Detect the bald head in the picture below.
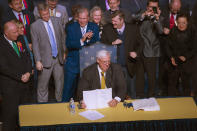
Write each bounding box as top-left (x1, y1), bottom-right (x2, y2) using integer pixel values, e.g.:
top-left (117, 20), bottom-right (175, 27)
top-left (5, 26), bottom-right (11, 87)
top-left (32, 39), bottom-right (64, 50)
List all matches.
top-left (170, 0), bottom-right (181, 14)
top-left (4, 21), bottom-right (19, 41)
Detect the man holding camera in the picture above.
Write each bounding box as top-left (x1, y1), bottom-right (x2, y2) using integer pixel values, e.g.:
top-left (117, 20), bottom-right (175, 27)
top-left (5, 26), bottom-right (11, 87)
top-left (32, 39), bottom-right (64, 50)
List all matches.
top-left (133, 0), bottom-right (164, 98)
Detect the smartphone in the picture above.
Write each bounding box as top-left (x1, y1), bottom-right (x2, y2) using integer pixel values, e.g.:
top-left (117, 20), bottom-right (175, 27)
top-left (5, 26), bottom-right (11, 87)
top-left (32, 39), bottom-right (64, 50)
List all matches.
top-left (152, 7), bottom-right (157, 14)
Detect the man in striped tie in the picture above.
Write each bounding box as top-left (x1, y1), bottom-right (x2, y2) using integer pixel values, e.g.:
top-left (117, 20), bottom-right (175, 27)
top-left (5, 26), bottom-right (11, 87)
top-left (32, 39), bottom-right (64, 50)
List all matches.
top-left (77, 50), bottom-right (127, 109)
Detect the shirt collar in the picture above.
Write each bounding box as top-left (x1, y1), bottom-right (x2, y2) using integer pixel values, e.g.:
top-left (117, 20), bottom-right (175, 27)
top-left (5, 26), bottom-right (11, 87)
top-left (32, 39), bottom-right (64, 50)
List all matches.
top-left (13, 10), bottom-right (22, 17)
top-left (97, 64), bottom-right (106, 75)
top-left (43, 18), bottom-right (52, 24)
top-left (80, 24), bottom-right (88, 30)
top-left (117, 23), bottom-right (125, 33)
top-left (4, 35), bottom-right (14, 46)
top-left (4, 35), bottom-right (12, 43)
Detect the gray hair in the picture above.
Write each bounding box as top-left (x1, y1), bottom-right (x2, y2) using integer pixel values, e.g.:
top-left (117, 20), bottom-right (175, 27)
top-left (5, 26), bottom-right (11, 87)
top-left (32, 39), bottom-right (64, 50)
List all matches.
top-left (77, 7), bottom-right (89, 16)
top-left (96, 50), bottom-right (111, 59)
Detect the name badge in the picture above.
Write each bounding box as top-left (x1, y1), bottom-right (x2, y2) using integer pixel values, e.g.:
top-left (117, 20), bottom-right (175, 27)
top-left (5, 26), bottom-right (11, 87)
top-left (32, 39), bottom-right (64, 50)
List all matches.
top-left (56, 12), bottom-right (61, 17)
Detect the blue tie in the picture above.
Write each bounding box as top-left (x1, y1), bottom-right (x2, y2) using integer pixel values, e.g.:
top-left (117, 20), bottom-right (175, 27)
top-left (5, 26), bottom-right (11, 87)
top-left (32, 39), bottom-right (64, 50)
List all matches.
top-left (47, 22), bottom-right (58, 57)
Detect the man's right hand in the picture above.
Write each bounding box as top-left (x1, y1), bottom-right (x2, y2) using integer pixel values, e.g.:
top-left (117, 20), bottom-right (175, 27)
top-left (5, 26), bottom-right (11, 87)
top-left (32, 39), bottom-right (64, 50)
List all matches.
top-left (171, 57), bottom-right (177, 66)
top-left (80, 100), bottom-right (86, 109)
top-left (36, 61), bottom-right (43, 71)
top-left (112, 39), bottom-right (122, 45)
top-left (163, 28), bottom-right (170, 35)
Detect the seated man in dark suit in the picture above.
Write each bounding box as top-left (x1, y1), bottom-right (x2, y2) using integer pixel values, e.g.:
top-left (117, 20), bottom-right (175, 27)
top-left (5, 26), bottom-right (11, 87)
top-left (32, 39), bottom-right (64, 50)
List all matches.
top-left (78, 50), bottom-right (127, 108)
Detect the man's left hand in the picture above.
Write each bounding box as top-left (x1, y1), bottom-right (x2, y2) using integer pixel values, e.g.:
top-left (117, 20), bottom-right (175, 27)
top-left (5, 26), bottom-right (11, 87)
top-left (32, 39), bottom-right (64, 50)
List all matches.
top-left (21, 72), bottom-right (30, 83)
top-left (179, 56), bottom-right (186, 62)
top-left (108, 99), bottom-right (119, 107)
top-left (130, 52), bottom-right (137, 58)
top-left (154, 8), bottom-right (161, 20)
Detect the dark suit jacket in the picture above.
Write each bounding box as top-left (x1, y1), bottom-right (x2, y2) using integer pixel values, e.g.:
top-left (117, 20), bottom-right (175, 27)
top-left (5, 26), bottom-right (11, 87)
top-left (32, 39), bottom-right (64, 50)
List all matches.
top-left (65, 22), bottom-right (100, 74)
top-left (0, 35), bottom-right (32, 130)
top-left (77, 63), bottom-right (127, 101)
top-left (1, 8), bottom-right (35, 42)
top-left (0, 35), bottom-right (32, 89)
top-left (101, 23), bottom-right (143, 76)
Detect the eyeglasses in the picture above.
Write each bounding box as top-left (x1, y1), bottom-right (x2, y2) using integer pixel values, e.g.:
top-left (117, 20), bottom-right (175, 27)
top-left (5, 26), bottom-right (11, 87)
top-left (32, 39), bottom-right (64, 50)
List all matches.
top-left (99, 59), bottom-right (110, 65)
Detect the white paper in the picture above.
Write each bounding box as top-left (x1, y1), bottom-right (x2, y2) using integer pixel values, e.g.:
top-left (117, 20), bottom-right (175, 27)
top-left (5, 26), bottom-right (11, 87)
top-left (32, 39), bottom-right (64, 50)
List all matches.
top-left (132, 98), bottom-right (160, 111)
top-left (83, 90), bottom-right (98, 109)
top-left (79, 110), bottom-right (104, 120)
top-left (83, 88), bottom-right (112, 109)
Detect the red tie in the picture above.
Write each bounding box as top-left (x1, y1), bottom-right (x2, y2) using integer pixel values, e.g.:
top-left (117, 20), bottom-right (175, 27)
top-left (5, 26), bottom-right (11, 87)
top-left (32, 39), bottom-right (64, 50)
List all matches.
top-left (170, 14), bottom-right (175, 29)
top-left (18, 13), bottom-right (23, 23)
top-left (18, 13), bottom-right (27, 35)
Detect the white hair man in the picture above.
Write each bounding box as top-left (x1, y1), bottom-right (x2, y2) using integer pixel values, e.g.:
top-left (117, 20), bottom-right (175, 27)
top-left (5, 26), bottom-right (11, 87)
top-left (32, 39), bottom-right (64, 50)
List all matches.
top-left (77, 50), bottom-right (127, 108)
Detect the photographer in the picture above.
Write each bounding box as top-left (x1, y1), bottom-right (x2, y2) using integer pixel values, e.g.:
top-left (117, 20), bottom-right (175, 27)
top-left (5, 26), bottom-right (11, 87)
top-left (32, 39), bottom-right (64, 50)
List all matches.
top-left (132, 0), bottom-right (164, 98)
top-left (165, 13), bottom-right (196, 96)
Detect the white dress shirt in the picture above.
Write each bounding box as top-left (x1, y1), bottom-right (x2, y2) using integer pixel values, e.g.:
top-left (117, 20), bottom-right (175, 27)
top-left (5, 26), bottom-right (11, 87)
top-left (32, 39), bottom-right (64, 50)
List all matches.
top-left (13, 10), bottom-right (25, 23)
top-left (4, 35), bottom-right (14, 47)
top-left (97, 65), bottom-right (121, 102)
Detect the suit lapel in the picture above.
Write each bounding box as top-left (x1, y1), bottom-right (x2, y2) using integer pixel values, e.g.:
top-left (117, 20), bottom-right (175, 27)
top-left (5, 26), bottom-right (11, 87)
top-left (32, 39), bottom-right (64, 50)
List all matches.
top-left (39, 20), bottom-right (51, 45)
top-left (106, 66), bottom-right (112, 88)
top-left (2, 37), bottom-right (20, 59)
top-left (93, 64), bottom-right (102, 90)
top-left (76, 22), bottom-right (83, 39)
top-left (86, 22), bottom-right (90, 33)
top-left (124, 23), bottom-right (129, 42)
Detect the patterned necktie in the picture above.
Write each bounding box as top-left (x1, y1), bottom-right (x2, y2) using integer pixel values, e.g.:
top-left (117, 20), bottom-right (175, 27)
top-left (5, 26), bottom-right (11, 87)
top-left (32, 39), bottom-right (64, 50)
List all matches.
top-left (18, 13), bottom-right (23, 23)
top-left (118, 30), bottom-right (122, 35)
top-left (170, 14), bottom-right (175, 29)
top-left (101, 72), bottom-right (106, 89)
top-left (46, 22), bottom-right (58, 57)
top-left (12, 41), bottom-right (20, 57)
top-left (81, 27), bottom-right (86, 36)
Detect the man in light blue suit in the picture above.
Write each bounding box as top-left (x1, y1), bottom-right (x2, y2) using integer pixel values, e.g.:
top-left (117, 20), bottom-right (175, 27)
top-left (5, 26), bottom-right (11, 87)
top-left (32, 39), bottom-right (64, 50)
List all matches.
top-left (62, 7), bottom-right (100, 102)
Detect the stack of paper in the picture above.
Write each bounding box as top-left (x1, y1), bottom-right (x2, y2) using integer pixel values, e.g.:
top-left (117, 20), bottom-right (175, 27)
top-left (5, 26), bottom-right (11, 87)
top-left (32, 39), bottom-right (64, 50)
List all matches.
top-left (79, 110), bottom-right (104, 120)
top-left (83, 88), bottom-right (112, 109)
top-left (132, 98), bottom-right (160, 111)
